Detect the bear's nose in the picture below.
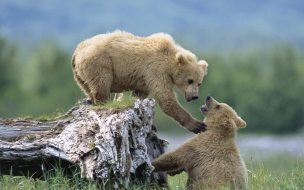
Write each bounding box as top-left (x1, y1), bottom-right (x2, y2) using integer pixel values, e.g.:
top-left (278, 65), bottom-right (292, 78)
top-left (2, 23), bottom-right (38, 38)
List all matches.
top-left (192, 95), bottom-right (199, 100)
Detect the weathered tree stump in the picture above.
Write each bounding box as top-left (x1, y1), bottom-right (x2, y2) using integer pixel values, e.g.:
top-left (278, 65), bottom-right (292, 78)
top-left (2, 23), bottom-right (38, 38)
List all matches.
top-left (0, 98), bottom-right (168, 188)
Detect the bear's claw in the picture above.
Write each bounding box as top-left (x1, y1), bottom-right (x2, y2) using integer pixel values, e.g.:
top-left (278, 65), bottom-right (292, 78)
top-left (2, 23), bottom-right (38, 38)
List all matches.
top-left (190, 121), bottom-right (207, 134)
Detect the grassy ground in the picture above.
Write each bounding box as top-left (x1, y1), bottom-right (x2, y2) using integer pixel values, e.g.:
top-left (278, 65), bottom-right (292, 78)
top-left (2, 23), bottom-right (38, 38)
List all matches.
top-left (246, 152), bottom-right (304, 190)
top-left (1, 153), bottom-right (303, 189)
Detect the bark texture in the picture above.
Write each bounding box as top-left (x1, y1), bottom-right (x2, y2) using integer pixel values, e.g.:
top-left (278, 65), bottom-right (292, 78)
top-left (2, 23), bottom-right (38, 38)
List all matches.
top-left (0, 98), bottom-right (168, 188)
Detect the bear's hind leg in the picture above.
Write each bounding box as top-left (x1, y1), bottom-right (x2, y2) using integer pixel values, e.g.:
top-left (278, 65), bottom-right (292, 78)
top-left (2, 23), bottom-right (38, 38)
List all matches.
top-left (74, 72), bottom-right (94, 103)
top-left (132, 90), bottom-right (150, 99)
top-left (89, 74), bottom-right (113, 105)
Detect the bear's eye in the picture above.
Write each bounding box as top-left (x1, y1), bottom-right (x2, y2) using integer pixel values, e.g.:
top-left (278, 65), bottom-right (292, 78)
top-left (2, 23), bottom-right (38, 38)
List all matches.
top-left (215, 105), bottom-right (221, 110)
top-left (198, 83), bottom-right (201, 87)
top-left (188, 79), bottom-right (194, 85)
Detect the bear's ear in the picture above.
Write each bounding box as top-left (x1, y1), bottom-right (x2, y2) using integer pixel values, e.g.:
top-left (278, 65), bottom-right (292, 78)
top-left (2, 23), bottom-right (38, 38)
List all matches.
top-left (175, 52), bottom-right (188, 65)
top-left (236, 117), bottom-right (246, 128)
top-left (198, 60), bottom-right (208, 72)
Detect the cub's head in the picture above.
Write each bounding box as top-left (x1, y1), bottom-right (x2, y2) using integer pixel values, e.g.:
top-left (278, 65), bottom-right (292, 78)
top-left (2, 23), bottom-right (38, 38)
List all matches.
top-left (200, 95), bottom-right (246, 131)
top-left (172, 52), bottom-right (208, 102)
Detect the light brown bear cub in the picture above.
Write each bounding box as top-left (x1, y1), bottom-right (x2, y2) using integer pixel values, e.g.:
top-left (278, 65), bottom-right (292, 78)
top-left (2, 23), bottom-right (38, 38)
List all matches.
top-left (71, 31), bottom-right (208, 133)
top-left (152, 95), bottom-right (248, 190)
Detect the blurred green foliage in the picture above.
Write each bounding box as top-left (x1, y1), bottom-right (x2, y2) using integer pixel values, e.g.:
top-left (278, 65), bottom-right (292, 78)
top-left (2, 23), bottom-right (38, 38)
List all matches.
top-left (0, 34), bottom-right (303, 134)
top-left (0, 35), bottom-right (83, 118)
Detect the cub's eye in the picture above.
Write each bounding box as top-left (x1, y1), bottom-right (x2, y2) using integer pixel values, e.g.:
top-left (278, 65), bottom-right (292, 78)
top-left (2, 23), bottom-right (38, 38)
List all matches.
top-left (198, 83), bottom-right (201, 87)
top-left (215, 105), bottom-right (221, 110)
top-left (188, 79), bottom-right (194, 84)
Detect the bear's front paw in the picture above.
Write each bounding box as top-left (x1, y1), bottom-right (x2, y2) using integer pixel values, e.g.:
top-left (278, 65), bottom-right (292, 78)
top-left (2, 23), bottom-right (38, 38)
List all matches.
top-left (188, 120), bottom-right (207, 134)
top-left (78, 98), bottom-right (93, 105)
top-left (168, 168), bottom-right (184, 176)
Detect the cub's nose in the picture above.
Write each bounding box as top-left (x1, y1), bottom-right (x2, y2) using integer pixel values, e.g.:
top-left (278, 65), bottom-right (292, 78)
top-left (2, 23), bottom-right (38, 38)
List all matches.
top-left (200, 105), bottom-right (208, 112)
top-left (192, 95), bottom-right (199, 100)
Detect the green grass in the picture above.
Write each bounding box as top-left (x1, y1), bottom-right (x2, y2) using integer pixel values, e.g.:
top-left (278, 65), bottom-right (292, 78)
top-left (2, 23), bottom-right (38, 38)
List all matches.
top-left (1, 153), bottom-right (303, 189)
top-left (92, 93), bottom-right (137, 112)
top-left (35, 109), bottom-right (66, 122)
top-left (168, 172), bottom-right (188, 189)
top-left (0, 169), bottom-right (97, 190)
top-left (247, 164), bottom-right (304, 190)
top-left (247, 152), bottom-right (304, 189)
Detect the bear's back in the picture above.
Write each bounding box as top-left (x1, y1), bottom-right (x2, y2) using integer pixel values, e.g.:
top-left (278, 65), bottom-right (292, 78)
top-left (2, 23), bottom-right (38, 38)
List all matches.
top-left (75, 31), bottom-right (197, 64)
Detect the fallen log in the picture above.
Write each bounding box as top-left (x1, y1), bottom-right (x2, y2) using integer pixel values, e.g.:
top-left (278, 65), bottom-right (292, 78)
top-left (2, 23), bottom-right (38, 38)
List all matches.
top-left (0, 98), bottom-right (168, 188)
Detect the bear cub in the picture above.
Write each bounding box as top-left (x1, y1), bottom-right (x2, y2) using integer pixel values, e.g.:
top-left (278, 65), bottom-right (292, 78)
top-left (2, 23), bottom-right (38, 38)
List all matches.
top-left (152, 95), bottom-right (248, 190)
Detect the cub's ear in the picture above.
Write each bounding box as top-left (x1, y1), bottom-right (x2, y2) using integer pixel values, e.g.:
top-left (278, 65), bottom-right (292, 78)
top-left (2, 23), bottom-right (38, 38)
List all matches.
top-left (226, 119), bottom-right (237, 129)
top-left (198, 60), bottom-right (208, 72)
top-left (236, 117), bottom-right (246, 128)
top-left (175, 52), bottom-right (188, 65)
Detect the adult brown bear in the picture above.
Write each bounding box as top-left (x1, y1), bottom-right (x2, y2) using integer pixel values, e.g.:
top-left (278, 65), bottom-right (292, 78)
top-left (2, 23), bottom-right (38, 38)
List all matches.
top-left (72, 31), bottom-right (208, 133)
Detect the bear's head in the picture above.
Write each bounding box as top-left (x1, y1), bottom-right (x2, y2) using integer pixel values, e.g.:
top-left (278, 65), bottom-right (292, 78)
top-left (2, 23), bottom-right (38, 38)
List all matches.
top-left (172, 52), bottom-right (208, 102)
top-left (200, 95), bottom-right (246, 131)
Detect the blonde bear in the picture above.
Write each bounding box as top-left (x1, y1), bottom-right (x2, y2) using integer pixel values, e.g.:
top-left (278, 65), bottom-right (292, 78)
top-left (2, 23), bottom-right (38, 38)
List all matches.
top-left (152, 95), bottom-right (248, 189)
top-left (71, 31), bottom-right (208, 133)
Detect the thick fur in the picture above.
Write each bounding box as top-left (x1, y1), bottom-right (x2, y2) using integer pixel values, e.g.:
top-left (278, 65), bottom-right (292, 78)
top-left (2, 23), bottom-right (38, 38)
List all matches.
top-left (72, 31), bottom-right (208, 133)
top-left (152, 95), bottom-right (248, 190)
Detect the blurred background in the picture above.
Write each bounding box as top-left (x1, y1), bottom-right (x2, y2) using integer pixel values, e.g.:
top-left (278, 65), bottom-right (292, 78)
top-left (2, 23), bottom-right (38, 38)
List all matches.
top-left (0, 1), bottom-right (303, 156)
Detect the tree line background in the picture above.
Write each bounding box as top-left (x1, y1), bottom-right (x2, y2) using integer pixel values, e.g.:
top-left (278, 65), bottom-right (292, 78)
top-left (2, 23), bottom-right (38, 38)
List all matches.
top-left (1, 33), bottom-right (303, 135)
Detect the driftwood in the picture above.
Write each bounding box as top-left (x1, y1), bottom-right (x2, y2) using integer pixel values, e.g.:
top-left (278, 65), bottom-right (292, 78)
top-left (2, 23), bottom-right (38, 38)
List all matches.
top-left (0, 98), bottom-right (168, 188)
